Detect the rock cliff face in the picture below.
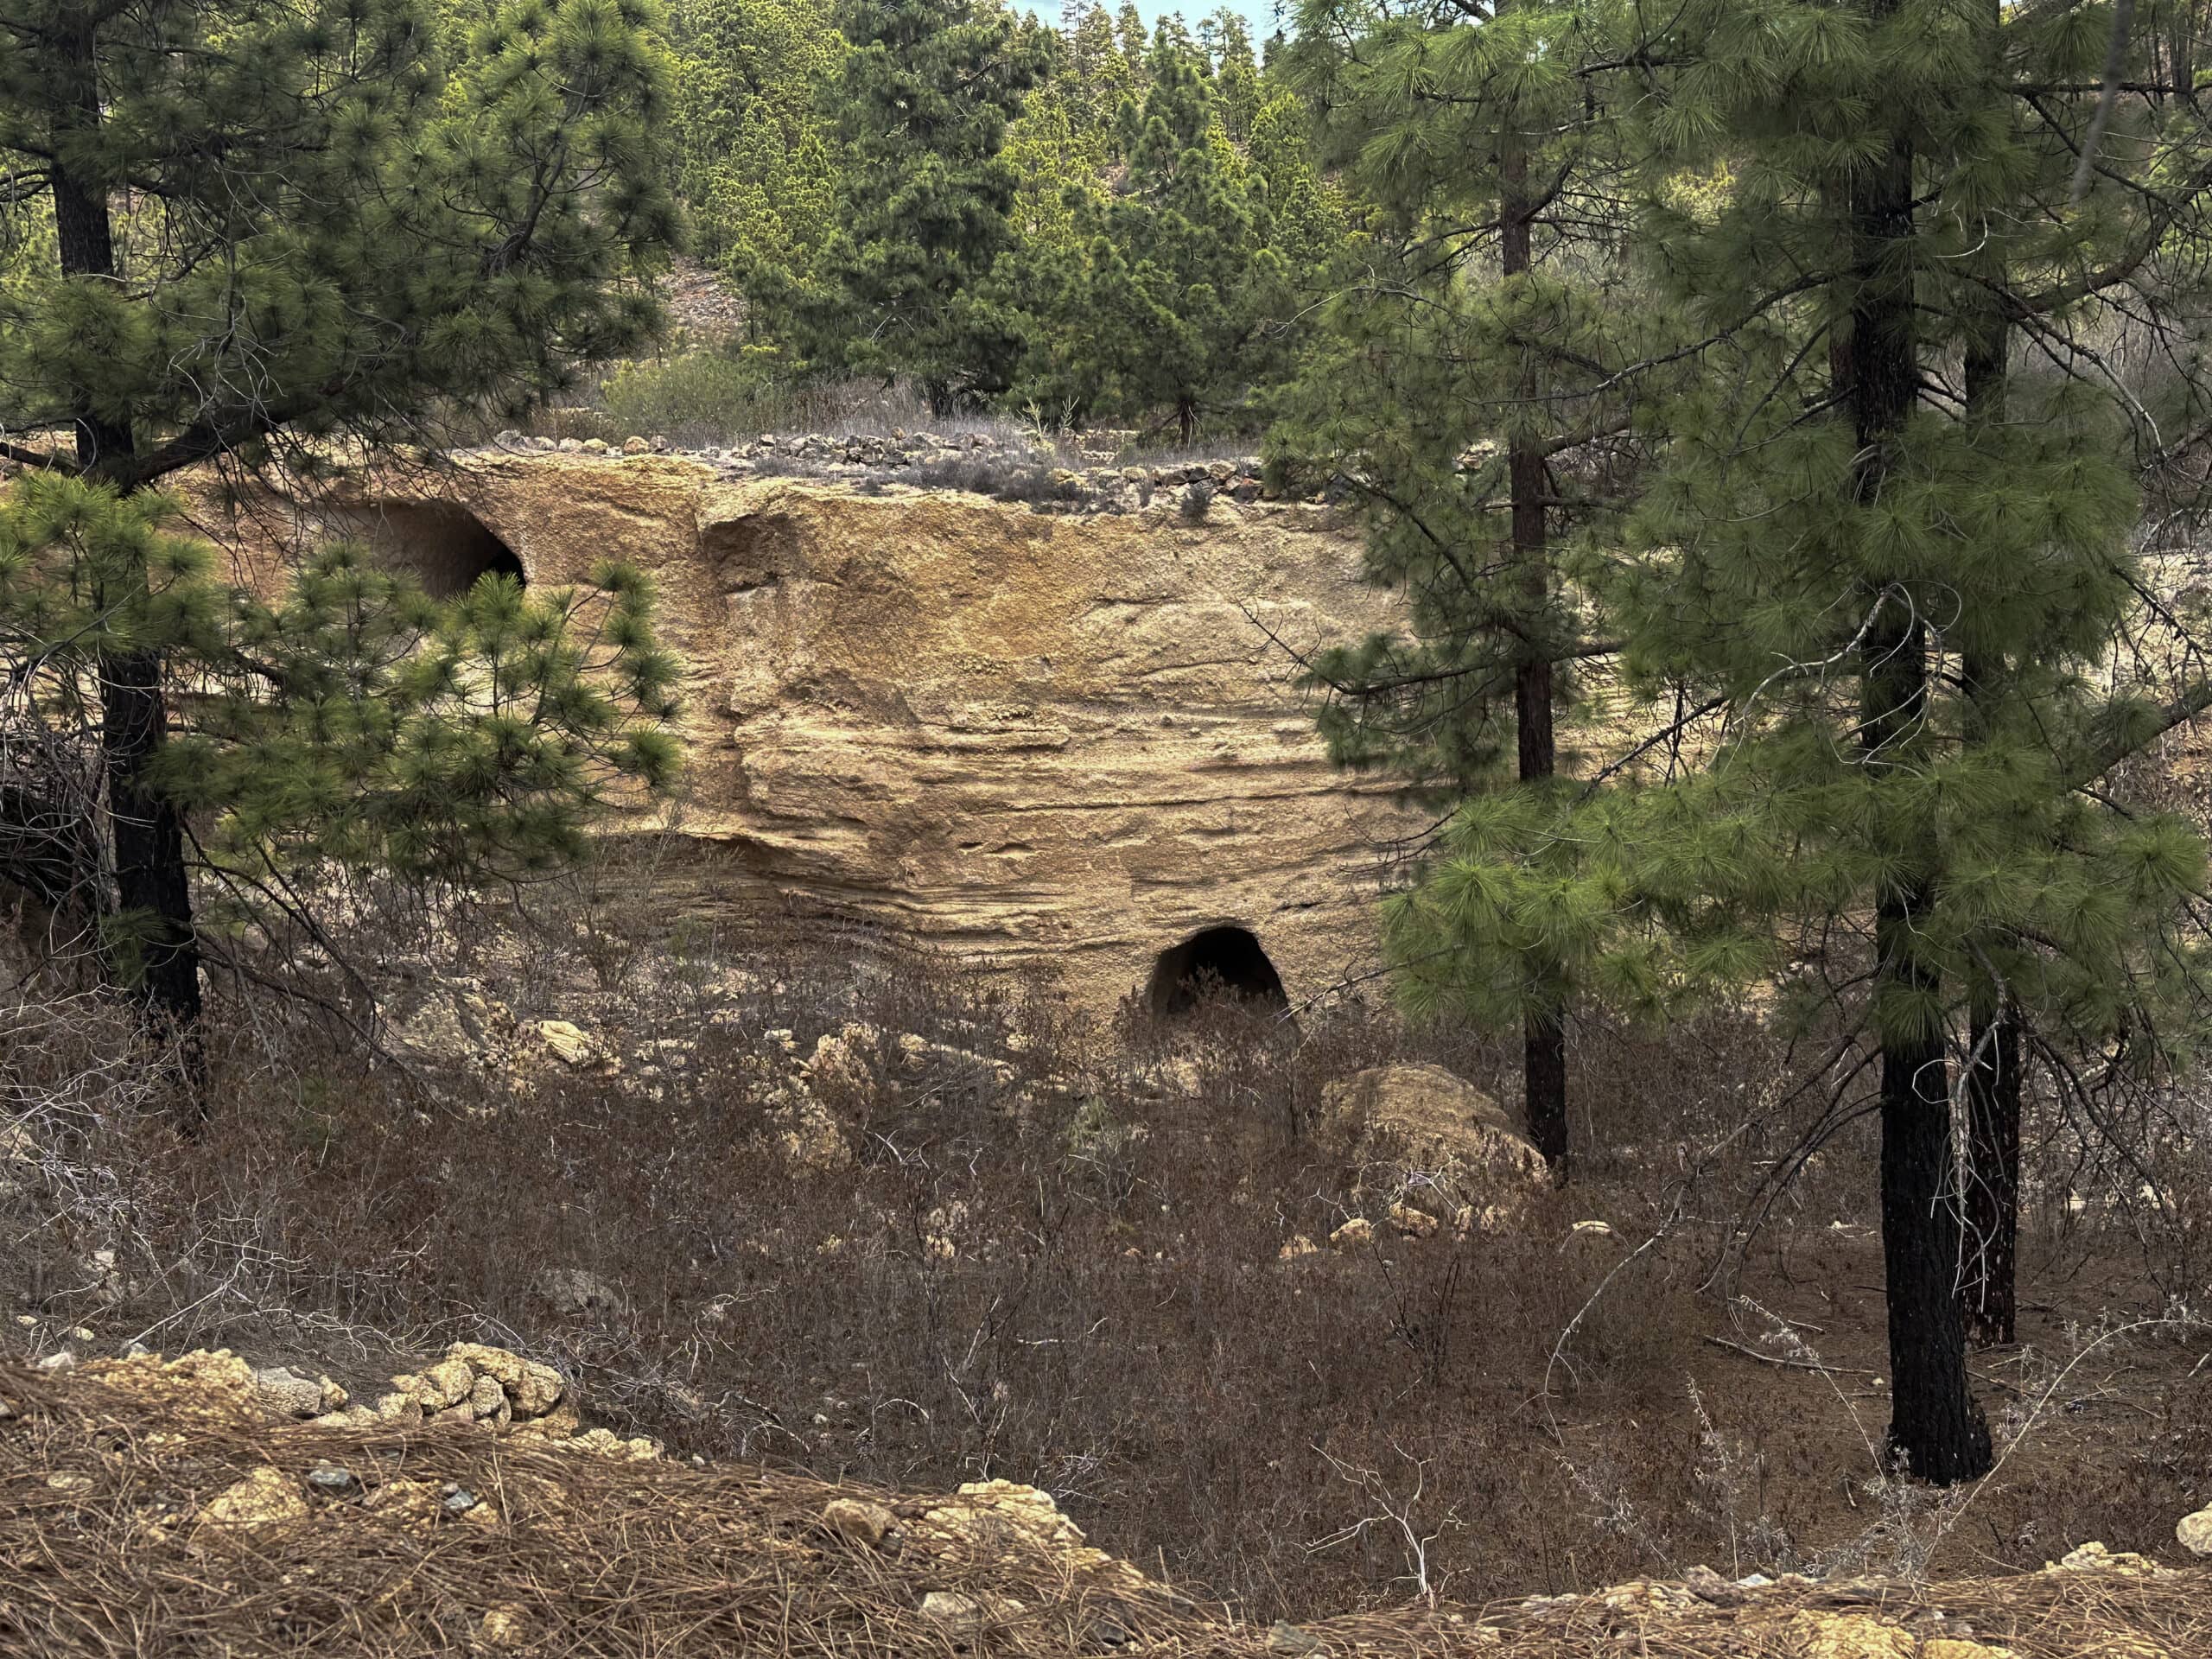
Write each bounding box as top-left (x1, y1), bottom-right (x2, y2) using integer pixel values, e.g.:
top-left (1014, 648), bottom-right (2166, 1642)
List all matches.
top-left (207, 454), bottom-right (1422, 1018)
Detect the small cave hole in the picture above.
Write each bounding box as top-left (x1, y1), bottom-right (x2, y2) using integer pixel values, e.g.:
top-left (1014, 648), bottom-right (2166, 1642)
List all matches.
top-left (1147, 925), bottom-right (1289, 1020)
top-left (335, 501), bottom-right (525, 599)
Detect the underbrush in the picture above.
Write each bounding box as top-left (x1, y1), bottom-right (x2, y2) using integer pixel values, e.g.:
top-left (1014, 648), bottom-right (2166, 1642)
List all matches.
top-left (4, 927), bottom-right (2211, 1618)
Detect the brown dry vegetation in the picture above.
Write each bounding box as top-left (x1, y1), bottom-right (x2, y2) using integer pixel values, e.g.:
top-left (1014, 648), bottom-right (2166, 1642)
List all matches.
top-left (5, 887), bottom-right (2212, 1623)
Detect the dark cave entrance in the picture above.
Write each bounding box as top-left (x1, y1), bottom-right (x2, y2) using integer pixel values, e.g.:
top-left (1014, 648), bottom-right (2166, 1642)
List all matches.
top-left (1147, 925), bottom-right (1289, 1020)
top-left (337, 501), bottom-right (525, 598)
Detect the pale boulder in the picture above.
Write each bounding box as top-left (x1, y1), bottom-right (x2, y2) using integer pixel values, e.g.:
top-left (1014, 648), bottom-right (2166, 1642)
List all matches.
top-left (200, 1466), bottom-right (308, 1533)
top-left (2176, 1503), bottom-right (2212, 1555)
top-left (1319, 1065), bottom-right (1543, 1179)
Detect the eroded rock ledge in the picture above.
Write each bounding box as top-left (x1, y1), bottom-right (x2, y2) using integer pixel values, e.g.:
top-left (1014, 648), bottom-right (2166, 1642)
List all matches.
top-left (206, 453), bottom-right (1423, 1017)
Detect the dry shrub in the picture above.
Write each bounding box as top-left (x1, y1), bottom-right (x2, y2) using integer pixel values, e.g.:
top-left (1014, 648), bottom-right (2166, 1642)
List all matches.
top-left (3, 915), bottom-right (2210, 1621)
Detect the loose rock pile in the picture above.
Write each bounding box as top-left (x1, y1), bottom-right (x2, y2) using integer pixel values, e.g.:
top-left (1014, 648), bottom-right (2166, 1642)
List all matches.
top-left (76, 1341), bottom-right (658, 1460)
top-left (471, 426), bottom-right (1281, 518)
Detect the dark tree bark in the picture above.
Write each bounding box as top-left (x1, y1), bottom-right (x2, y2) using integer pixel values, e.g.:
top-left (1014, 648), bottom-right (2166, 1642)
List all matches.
top-left (1502, 53), bottom-right (1568, 1173)
top-left (1849, 0), bottom-right (1993, 1482)
top-left (50, 16), bottom-right (206, 1065)
top-left (1961, 968), bottom-right (2021, 1345)
top-left (1959, 285), bottom-right (2021, 1347)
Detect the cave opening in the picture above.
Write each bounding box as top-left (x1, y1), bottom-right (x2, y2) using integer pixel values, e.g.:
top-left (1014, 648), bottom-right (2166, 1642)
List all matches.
top-left (337, 501), bottom-right (525, 598)
top-left (1147, 925), bottom-right (1289, 1020)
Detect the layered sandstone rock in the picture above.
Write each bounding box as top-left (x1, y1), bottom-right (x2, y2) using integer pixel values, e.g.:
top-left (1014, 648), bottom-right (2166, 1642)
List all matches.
top-left (202, 454), bottom-right (1423, 1018)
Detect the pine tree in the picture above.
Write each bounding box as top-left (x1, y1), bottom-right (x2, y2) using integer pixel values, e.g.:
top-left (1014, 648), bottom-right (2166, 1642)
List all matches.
top-left (0, 474), bottom-right (677, 1077)
top-left (1281, 0), bottom-right (1646, 1169)
top-left (666, 0), bottom-right (846, 305)
top-left (0, 0), bottom-right (677, 1057)
top-left (1302, 0), bottom-right (2212, 1480)
top-left (788, 0), bottom-right (1048, 410)
top-left (1020, 33), bottom-right (1322, 436)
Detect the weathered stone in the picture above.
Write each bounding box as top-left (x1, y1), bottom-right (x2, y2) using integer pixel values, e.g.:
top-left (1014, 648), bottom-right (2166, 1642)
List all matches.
top-left (446, 1343), bottom-right (567, 1415)
top-left (920, 1591), bottom-right (1026, 1625)
top-left (534, 1019), bottom-right (613, 1071)
top-left (305, 1465), bottom-right (362, 1499)
top-left (2176, 1505), bottom-right (2212, 1555)
top-left (469, 1374), bottom-right (511, 1424)
top-left (1328, 1217), bottom-right (1373, 1250)
top-left (197, 460), bottom-right (1414, 1022)
top-left (1387, 1202), bottom-right (1439, 1239)
top-left (252, 1365), bottom-right (327, 1419)
top-left (528, 1267), bottom-right (626, 1319)
top-left (1319, 1065), bottom-right (1546, 1192)
top-left (479, 1605), bottom-right (531, 1651)
top-left (823, 1497), bottom-right (898, 1548)
top-left (200, 1466), bottom-right (308, 1532)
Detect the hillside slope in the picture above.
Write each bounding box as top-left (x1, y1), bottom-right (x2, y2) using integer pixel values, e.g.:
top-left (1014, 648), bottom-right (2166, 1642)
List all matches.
top-left (3, 1347), bottom-right (2208, 1657)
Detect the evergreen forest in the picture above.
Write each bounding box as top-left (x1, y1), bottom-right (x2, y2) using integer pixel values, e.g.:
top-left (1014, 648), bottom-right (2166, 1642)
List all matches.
top-left (13, 0), bottom-right (2212, 1626)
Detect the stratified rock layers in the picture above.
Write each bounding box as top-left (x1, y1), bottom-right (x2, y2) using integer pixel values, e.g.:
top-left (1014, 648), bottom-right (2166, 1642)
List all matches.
top-left (213, 456), bottom-right (1422, 1015)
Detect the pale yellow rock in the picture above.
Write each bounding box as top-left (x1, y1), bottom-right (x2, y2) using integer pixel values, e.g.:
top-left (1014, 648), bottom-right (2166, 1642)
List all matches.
top-left (1920, 1642), bottom-right (2012, 1659)
top-left (200, 1466), bottom-right (309, 1533)
top-left (469, 1374), bottom-right (512, 1424)
top-left (534, 1019), bottom-right (610, 1070)
top-left (920, 1590), bottom-right (1026, 1625)
top-left (2176, 1503), bottom-right (2212, 1556)
top-left (479, 1605), bottom-right (532, 1651)
top-left (1277, 1234), bottom-right (1319, 1260)
top-left (418, 1355), bottom-right (476, 1408)
top-left (1329, 1217), bottom-right (1374, 1250)
top-left (823, 1497), bottom-right (897, 1548)
top-left (2046, 1541), bottom-right (2167, 1577)
top-left (1387, 1201), bottom-right (1439, 1239)
top-left (363, 1478), bottom-right (442, 1527)
top-left (1319, 1065), bottom-right (1546, 1188)
top-left (203, 461), bottom-right (1421, 1019)
top-left (79, 1349), bottom-right (258, 1425)
top-left (1773, 1611), bottom-right (1916, 1659)
top-left (445, 1344), bottom-right (566, 1416)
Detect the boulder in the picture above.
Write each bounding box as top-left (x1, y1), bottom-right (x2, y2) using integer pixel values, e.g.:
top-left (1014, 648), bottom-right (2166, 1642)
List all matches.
top-left (534, 1019), bottom-right (615, 1072)
top-left (823, 1497), bottom-right (898, 1548)
top-left (528, 1267), bottom-right (626, 1319)
top-left (2176, 1504), bottom-right (2212, 1555)
top-left (1319, 1064), bottom-right (1546, 1188)
top-left (200, 1466), bottom-right (308, 1533)
top-left (1328, 1217), bottom-right (1374, 1250)
top-left (251, 1365), bottom-right (330, 1420)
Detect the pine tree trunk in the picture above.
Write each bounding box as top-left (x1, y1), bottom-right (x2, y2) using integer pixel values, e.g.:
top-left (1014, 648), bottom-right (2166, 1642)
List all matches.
top-left (52, 17), bottom-right (206, 1073)
top-left (1959, 279), bottom-right (2020, 1348)
top-left (1502, 41), bottom-right (1567, 1173)
top-left (1849, 0), bottom-right (1991, 1481)
top-left (1961, 968), bottom-right (2020, 1345)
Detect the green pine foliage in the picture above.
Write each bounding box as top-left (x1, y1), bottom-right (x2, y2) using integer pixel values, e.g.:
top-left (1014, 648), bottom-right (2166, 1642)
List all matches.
top-left (666, 0), bottom-right (846, 308)
top-left (0, 472), bottom-right (679, 951)
top-left (780, 0), bottom-right (1050, 410)
top-left (0, 0), bottom-right (679, 484)
top-left (0, 0), bottom-right (682, 1059)
top-left (1018, 29), bottom-right (1345, 436)
top-left (1304, 0), bottom-right (2212, 1480)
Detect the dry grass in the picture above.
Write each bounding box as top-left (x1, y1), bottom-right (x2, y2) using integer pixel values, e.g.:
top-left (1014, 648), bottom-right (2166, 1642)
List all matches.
top-left (4, 1354), bottom-right (2211, 1658)
top-left (5, 895), bottom-right (2212, 1622)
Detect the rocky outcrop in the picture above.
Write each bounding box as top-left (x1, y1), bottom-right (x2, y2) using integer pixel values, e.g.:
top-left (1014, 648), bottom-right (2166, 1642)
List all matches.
top-left (201, 453), bottom-right (1422, 1020)
top-left (1316, 1064), bottom-right (1548, 1229)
